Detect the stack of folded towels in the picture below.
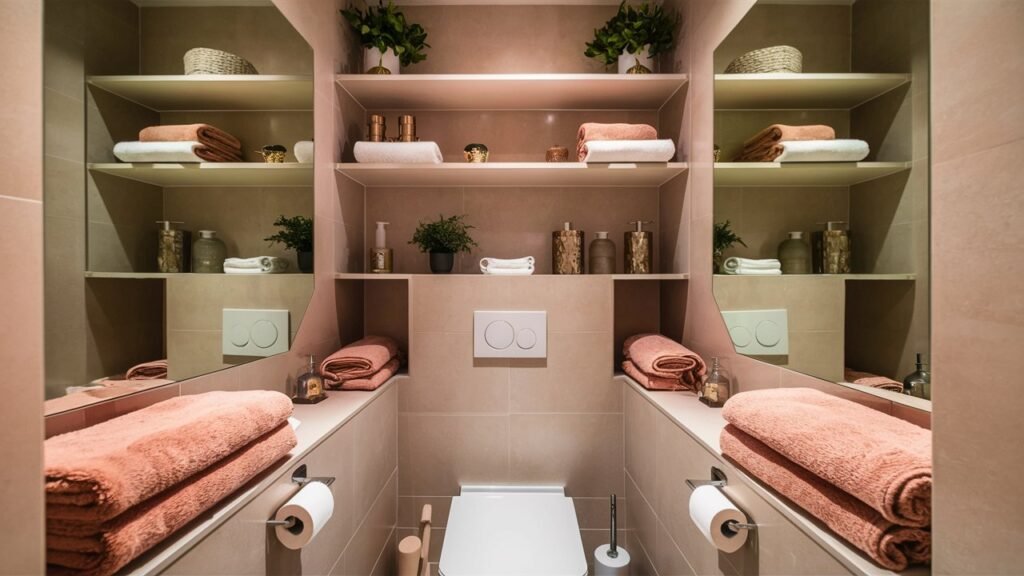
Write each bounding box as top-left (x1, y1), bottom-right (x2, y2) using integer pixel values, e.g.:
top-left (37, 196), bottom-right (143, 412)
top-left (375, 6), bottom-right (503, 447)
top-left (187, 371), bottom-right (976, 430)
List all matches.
top-left (45, 391), bottom-right (296, 575)
top-left (722, 257), bottom-right (781, 276)
top-left (353, 141), bottom-right (443, 164)
top-left (622, 333), bottom-right (707, 391)
top-left (736, 124), bottom-right (869, 163)
top-left (480, 256), bottom-right (535, 276)
top-left (320, 335), bottom-right (402, 391)
top-left (721, 388), bottom-right (931, 571)
top-left (577, 122), bottom-right (676, 163)
top-left (98, 359), bottom-right (170, 387)
top-left (223, 256), bottom-right (289, 274)
top-left (113, 124), bottom-right (243, 163)
top-left (844, 367), bottom-right (904, 393)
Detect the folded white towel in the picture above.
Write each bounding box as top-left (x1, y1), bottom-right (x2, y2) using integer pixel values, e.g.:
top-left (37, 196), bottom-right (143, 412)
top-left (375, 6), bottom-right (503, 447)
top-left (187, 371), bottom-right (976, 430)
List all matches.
top-left (224, 268), bottom-right (289, 275)
top-left (774, 139), bottom-right (870, 163)
top-left (353, 141), bottom-right (444, 164)
top-left (480, 256), bottom-right (535, 272)
top-left (723, 257), bottom-right (781, 273)
top-left (223, 256), bottom-right (289, 273)
top-left (482, 267), bottom-right (535, 276)
top-left (113, 141), bottom-right (207, 163)
top-left (724, 268), bottom-right (783, 276)
top-left (581, 139), bottom-right (676, 163)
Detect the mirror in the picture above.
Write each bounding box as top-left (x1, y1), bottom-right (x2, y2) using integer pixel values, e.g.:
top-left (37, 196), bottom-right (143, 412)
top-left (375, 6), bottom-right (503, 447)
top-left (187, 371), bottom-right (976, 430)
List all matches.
top-left (42, 0), bottom-right (314, 410)
top-left (711, 0), bottom-right (931, 403)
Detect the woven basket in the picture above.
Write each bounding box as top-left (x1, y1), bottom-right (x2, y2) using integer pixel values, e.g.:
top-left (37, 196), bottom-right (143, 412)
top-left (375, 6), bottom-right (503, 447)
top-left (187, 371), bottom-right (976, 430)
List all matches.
top-left (725, 45), bottom-right (802, 74)
top-left (184, 48), bottom-right (257, 75)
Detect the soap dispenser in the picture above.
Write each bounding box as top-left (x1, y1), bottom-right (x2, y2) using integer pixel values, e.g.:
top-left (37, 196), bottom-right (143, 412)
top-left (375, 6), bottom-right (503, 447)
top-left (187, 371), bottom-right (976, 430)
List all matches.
top-left (902, 353), bottom-right (931, 399)
top-left (624, 220), bottom-right (653, 274)
top-left (371, 221), bottom-right (393, 273)
top-left (589, 232), bottom-right (616, 274)
top-left (699, 357), bottom-right (731, 408)
top-left (156, 221), bottom-right (191, 273)
top-left (552, 222), bottom-right (584, 274)
top-left (812, 221), bottom-right (851, 274)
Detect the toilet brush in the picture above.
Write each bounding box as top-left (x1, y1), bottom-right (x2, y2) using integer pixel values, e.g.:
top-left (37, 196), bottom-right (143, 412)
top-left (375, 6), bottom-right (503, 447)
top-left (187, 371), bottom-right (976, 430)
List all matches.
top-left (594, 494), bottom-right (631, 575)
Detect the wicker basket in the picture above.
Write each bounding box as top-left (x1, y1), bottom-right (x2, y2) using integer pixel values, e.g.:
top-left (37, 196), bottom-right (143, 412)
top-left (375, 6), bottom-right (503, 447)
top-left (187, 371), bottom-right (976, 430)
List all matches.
top-left (725, 45), bottom-right (802, 74)
top-left (184, 48), bottom-right (257, 75)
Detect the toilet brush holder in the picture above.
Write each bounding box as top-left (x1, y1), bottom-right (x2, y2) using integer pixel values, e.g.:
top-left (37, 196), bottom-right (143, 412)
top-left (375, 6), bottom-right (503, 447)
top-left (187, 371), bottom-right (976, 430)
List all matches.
top-left (594, 494), bottom-right (631, 575)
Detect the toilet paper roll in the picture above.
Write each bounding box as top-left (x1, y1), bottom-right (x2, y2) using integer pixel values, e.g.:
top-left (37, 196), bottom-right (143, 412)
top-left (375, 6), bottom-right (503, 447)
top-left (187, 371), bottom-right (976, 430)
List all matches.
top-left (688, 485), bottom-right (749, 553)
top-left (594, 544), bottom-right (631, 576)
top-left (274, 481), bottom-right (334, 550)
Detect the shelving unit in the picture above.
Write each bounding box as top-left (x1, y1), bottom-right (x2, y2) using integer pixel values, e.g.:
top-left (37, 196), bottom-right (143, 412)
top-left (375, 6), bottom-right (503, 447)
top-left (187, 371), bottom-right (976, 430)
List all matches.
top-left (86, 272), bottom-right (313, 279)
top-left (88, 163), bottom-right (314, 187)
top-left (335, 273), bottom-right (689, 280)
top-left (713, 162), bottom-right (910, 187)
top-left (336, 162), bottom-right (688, 187)
top-left (87, 75), bottom-right (313, 111)
top-left (714, 73), bottom-right (910, 110)
top-left (713, 273), bottom-right (915, 281)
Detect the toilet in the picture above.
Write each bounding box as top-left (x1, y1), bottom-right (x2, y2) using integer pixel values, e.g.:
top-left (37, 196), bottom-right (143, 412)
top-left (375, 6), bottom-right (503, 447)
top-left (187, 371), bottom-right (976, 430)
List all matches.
top-left (439, 486), bottom-right (588, 576)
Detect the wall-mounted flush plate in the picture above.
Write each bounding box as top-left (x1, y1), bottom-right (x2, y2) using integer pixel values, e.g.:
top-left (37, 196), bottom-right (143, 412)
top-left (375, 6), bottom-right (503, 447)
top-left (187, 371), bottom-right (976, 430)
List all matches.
top-left (473, 311), bottom-right (547, 358)
top-left (721, 309), bottom-right (788, 356)
top-left (222, 309), bottom-right (290, 357)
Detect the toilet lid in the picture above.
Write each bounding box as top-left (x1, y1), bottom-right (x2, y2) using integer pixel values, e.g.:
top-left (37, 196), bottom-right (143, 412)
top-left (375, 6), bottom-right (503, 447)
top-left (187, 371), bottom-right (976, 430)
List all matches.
top-left (439, 487), bottom-right (587, 576)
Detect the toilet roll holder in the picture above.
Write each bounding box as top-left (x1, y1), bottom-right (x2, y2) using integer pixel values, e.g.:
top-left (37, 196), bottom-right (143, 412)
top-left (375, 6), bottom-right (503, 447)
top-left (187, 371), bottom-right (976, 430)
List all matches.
top-left (266, 465), bottom-right (335, 529)
top-left (686, 466), bottom-right (758, 534)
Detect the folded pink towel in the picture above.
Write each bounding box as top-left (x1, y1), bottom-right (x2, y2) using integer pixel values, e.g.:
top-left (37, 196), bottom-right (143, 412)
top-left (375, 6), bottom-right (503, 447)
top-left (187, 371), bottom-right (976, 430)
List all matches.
top-left (576, 122), bottom-right (658, 161)
top-left (139, 124), bottom-right (242, 160)
top-left (721, 425), bottom-right (930, 571)
top-left (623, 333), bottom-right (706, 390)
top-left (722, 388), bottom-right (931, 527)
top-left (622, 360), bottom-right (687, 391)
top-left (328, 357), bottom-right (400, 391)
top-left (47, 424), bottom-right (296, 576)
top-left (45, 391), bottom-right (292, 522)
top-left (845, 368), bottom-right (904, 393)
top-left (124, 359), bottom-right (168, 380)
top-left (320, 335), bottom-right (400, 385)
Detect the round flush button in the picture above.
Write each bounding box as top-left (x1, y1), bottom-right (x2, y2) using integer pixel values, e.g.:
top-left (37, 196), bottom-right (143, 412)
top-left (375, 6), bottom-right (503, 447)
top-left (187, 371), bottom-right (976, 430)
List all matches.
top-left (484, 321), bottom-right (515, 349)
top-left (229, 324), bottom-right (250, 347)
top-left (517, 328), bottom-right (537, 349)
top-left (755, 320), bottom-right (782, 347)
top-left (251, 320), bottom-right (280, 349)
top-left (729, 326), bottom-right (753, 349)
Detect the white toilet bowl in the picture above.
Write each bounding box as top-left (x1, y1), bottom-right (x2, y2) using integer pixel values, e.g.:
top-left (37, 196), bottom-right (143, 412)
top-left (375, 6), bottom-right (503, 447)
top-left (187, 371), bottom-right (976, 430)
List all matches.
top-left (439, 486), bottom-right (587, 576)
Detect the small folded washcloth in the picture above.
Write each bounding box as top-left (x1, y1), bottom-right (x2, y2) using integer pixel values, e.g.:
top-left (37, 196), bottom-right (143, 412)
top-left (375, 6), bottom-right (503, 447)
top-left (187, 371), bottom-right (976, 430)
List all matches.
top-left (139, 124), bottom-right (242, 160)
top-left (580, 139), bottom-right (676, 163)
top-left (577, 122), bottom-right (658, 160)
top-left (223, 256), bottom-right (289, 274)
top-left (112, 141), bottom-right (241, 163)
top-left (124, 359), bottom-right (167, 380)
top-left (775, 139), bottom-right (870, 163)
top-left (623, 333), bottom-right (707, 391)
top-left (845, 368), bottom-right (905, 393)
top-left (353, 141), bottom-right (443, 164)
top-left (723, 257), bottom-right (782, 275)
top-left (739, 124), bottom-right (836, 160)
top-left (480, 256), bottom-right (535, 276)
top-left (320, 335), bottom-right (401, 387)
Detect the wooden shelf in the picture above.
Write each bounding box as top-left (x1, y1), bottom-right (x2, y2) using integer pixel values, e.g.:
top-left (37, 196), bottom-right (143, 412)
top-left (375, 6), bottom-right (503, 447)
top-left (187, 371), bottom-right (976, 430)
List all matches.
top-left (714, 162), bottom-right (910, 187)
top-left (714, 73), bottom-right (910, 110)
top-left (336, 273), bottom-right (414, 280)
top-left (336, 74), bottom-right (688, 111)
top-left (336, 162), bottom-right (687, 187)
top-left (612, 273), bottom-right (689, 280)
top-left (336, 273), bottom-right (688, 280)
top-left (88, 163), bottom-right (313, 187)
top-left (714, 273), bottom-right (915, 281)
top-left (86, 272), bottom-right (313, 279)
top-left (87, 75), bottom-right (313, 111)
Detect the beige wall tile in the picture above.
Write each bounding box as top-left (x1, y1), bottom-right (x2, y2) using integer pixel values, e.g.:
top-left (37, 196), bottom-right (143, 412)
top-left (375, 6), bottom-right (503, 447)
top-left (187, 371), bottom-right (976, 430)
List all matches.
top-left (334, 471), bottom-right (397, 576)
top-left (510, 332), bottom-right (618, 413)
top-left (713, 4), bottom-right (851, 73)
top-left (506, 275), bottom-right (613, 333)
top-left (398, 413), bottom-right (510, 497)
top-left (402, 332), bottom-right (510, 414)
top-left (411, 275), bottom-right (509, 333)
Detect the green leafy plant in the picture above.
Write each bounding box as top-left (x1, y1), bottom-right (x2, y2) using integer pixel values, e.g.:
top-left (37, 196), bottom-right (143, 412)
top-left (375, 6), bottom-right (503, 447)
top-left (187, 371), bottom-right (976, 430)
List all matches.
top-left (409, 214), bottom-right (478, 254)
top-left (265, 215), bottom-right (314, 253)
top-left (713, 220), bottom-right (746, 273)
top-left (341, 1), bottom-right (429, 68)
top-left (584, 1), bottom-right (678, 67)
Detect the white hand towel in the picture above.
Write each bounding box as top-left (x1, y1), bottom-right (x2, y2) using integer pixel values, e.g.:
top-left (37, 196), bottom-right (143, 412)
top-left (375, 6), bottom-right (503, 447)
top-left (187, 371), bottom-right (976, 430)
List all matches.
top-left (724, 268), bottom-right (783, 276)
top-left (224, 267), bottom-right (289, 275)
top-left (113, 141), bottom-right (207, 163)
top-left (723, 257), bottom-right (781, 273)
top-left (774, 139), bottom-right (870, 163)
top-left (482, 267), bottom-right (535, 276)
top-left (223, 256), bottom-right (289, 273)
top-left (353, 141), bottom-right (444, 164)
top-left (480, 256), bottom-right (535, 273)
top-left (581, 139), bottom-right (676, 163)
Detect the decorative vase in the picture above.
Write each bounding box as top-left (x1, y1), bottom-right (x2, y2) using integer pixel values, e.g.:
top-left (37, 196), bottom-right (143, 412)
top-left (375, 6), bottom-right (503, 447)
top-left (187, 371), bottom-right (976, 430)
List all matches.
top-left (778, 231), bottom-right (810, 274)
top-left (298, 250), bottom-right (313, 273)
top-left (588, 232), bottom-right (616, 274)
top-left (618, 45), bottom-right (654, 74)
top-left (364, 47), bottom-right (400, 75)
top-left (429, 251), bottom-right (455, 274)
top-left (294, 140), bottom-right (314, 164)
top-left (464, 143), bottom-right (489, 163)
top-left (192, 230), bottom-right (226, 273)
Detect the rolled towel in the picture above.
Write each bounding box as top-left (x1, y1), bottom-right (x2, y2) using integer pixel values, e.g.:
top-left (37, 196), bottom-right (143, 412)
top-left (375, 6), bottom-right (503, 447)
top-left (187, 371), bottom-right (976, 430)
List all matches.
top-left (741, 124), bottom-right (835, 155)
top-left (481, 267), bottom-right (534, 276)
top-left (328, 357), bottom-right (401, 391)
top-left (112, 141), bottom-right (241, 163)
top-left (353, 141), bottom-right (443, 164)
top-left (45, 390), bottom-right (293, 522)
top-left (722, 387), bottom-right (932, 527)
top-left (320, 335), bottom-right (401, 385)
top-left (223, 256), bottom-right (289, 274)
top-left (775, 139), bottom-right (870, 163)
top-left (623, 333), bottom-right (707, 390)
top-left (480, 256), bottom-right (535, 273)
top-left (139, 124), bottom-right (242, 159)
top-left (622, 360), bottom-right (688, 391)
top-left (721, 425), bottom-right (930, 571)
top-left (722, 257), bottom-right (781, 274)
top-left (577, 122), bottom-right (658, 160)
top-left (124, 359), bottom-right (167, 380)
top-left (580, 139), bottom-right (676, 163)
top-left (724, 268), bottom-right (782, 276)
top-left (845, 368), bottom-right (905, 393)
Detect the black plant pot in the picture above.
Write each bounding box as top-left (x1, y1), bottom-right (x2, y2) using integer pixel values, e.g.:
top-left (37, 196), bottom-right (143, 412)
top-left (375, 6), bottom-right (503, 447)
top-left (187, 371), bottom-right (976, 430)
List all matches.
top-left (429, 251), bottom-right (455, 274)
top-left (298, 250), bottom-right (314, 273)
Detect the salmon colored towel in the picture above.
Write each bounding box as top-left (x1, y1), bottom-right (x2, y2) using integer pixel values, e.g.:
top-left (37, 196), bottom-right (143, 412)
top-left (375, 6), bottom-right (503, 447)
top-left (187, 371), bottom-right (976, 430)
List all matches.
top-left (845, 368), bottom-right (904, 393)
top-left (46, 424), bottom-right (296, 576)
top-left (623, 333), bottom-right (707, 390)
top-left (722, 388), bottom-right (931, 527)
top-left (139, 124), bottom-right (242, 158)
top-left (45, 390), bottom-right (292, 522)
top-left (737, 124), bottom-right (835, 162)
top-left (576, 122), bottom-right (658, 161)
top-left (622, 360), bottom-right (688, 391)
top-left (721, 425), bottom-right (930, 571)
top-left (124, 359), bottom-right (168, 380)
top-left (329, 357), bottom-right (400, 391)
top-left (320, 335), bottom-right (400, 385)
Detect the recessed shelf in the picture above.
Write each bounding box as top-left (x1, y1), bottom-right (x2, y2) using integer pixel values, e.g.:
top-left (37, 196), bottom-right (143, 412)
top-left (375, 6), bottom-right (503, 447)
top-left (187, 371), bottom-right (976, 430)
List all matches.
top-left (335, 74), bottom-right (688, 111)
top-left (713, 162), bottom-right (911, 187)
top-left (336, 273), bottom-right (688, 280)
top-left (87, 75), bottom-right (313, 111)
top-left (335, 273), bottom-right (414, 280)
top-left (86, 272), bottom-right (314, 279)
top-left (714, 273), bottom-right (916, 281)
top-left (612, 273), bottom-right (689, 280)
top-left (88, 163), bottom-right (313, 187)
top-left (714, 73), bottom-right (910, 110)
top-left (336, 162), bottom-right (688, 187)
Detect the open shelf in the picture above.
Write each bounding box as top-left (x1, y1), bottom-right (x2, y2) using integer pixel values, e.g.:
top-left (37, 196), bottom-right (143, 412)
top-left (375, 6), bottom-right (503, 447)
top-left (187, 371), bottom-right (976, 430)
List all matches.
top-left (612, 273), bottom-right (689, 280)
top-left (714, 273), bottom-right (915, 281)
top-left (88, 163), bottom-right (313, 187)
top-left (86, 272), bottom-right (313, 279)
top-left (336, 162), bottom-right (688, 187)
top-left (714, 162), bottom-right (910, 187)
top-left (87, 75), bottom-right (313, 111)
top-left (335, 74), bottom-right (688, 111)
top-left (714, 73), bottom-right (910, 110)
top-left (336, 273), bottom-right (688, 280)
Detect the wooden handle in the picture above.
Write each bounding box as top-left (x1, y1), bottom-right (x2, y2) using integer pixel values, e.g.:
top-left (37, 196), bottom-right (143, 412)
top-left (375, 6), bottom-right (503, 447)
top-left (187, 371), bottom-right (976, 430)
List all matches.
top-left (397, 535), bottom-right (422, 576)
top-left (419, 525), bottom-right (432, 576)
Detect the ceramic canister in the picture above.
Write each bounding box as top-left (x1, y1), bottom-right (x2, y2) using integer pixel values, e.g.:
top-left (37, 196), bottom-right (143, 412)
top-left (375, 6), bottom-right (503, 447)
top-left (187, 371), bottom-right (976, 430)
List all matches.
top-left (553, 222), bottom-right (585, 274)
top-left (624, 220), bottom-right (653, 274)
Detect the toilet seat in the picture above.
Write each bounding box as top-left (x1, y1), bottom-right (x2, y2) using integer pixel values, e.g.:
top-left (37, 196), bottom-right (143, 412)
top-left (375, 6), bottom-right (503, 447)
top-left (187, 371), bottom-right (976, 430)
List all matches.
top-left (439, 486), bottom-right (587, 576)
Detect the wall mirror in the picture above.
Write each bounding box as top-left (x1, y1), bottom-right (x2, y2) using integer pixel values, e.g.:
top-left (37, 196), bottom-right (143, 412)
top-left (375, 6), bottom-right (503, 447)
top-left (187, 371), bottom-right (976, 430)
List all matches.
top-left (43, 0), bottom-right (314, 412)
top-left (711, 0), bottom-right (931, 404)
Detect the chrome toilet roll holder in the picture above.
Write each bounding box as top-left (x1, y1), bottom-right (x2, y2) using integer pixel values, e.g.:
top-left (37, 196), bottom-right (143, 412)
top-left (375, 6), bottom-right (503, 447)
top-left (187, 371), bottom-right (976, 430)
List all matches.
top-left (267, 465), bottom-right (336, 529)
top-left (686, 466), bottom-right (757, 535)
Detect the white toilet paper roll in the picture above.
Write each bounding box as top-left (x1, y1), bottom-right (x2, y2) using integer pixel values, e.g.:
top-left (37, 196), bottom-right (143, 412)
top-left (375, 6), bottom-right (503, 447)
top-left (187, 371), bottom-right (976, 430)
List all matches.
top-left (688, 485), bottom-right (749, 553)
top-left (274, 481), bottom-right (335, 550)
top-left (594, 544), bottom-right (631, 576)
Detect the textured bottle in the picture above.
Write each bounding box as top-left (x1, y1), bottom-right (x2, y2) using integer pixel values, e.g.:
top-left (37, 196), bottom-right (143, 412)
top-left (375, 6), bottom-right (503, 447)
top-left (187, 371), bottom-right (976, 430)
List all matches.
top-left (812, 221), bottom-right (851, 274)
top-left (624, 220), bottom-right (653, 274)
top-left (156, 221), bottom-right (190, 273)
top-left (778, 231), bottom-right (810, 274)
top-left (552, 222), bottom-right (584, 274)
top-left (588, 232), bottom-right (616, 274)
top-left (192, 230), bottom-right (226, 273)
top-left (699, 357), bottom-right (731, 408)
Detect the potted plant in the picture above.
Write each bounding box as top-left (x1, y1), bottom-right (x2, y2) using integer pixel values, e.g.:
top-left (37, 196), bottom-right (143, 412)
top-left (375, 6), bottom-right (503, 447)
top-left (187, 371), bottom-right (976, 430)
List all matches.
top-left (265, 215), bottom-right (314, 273)
top-left (713, 220), bottom-right (746, 274)
top-left (341, 1), bottom-right (429, 75)
top-left (585, 1), bottom-right (678, 74)
top-left (409, 214), bottom-right (477, 274)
